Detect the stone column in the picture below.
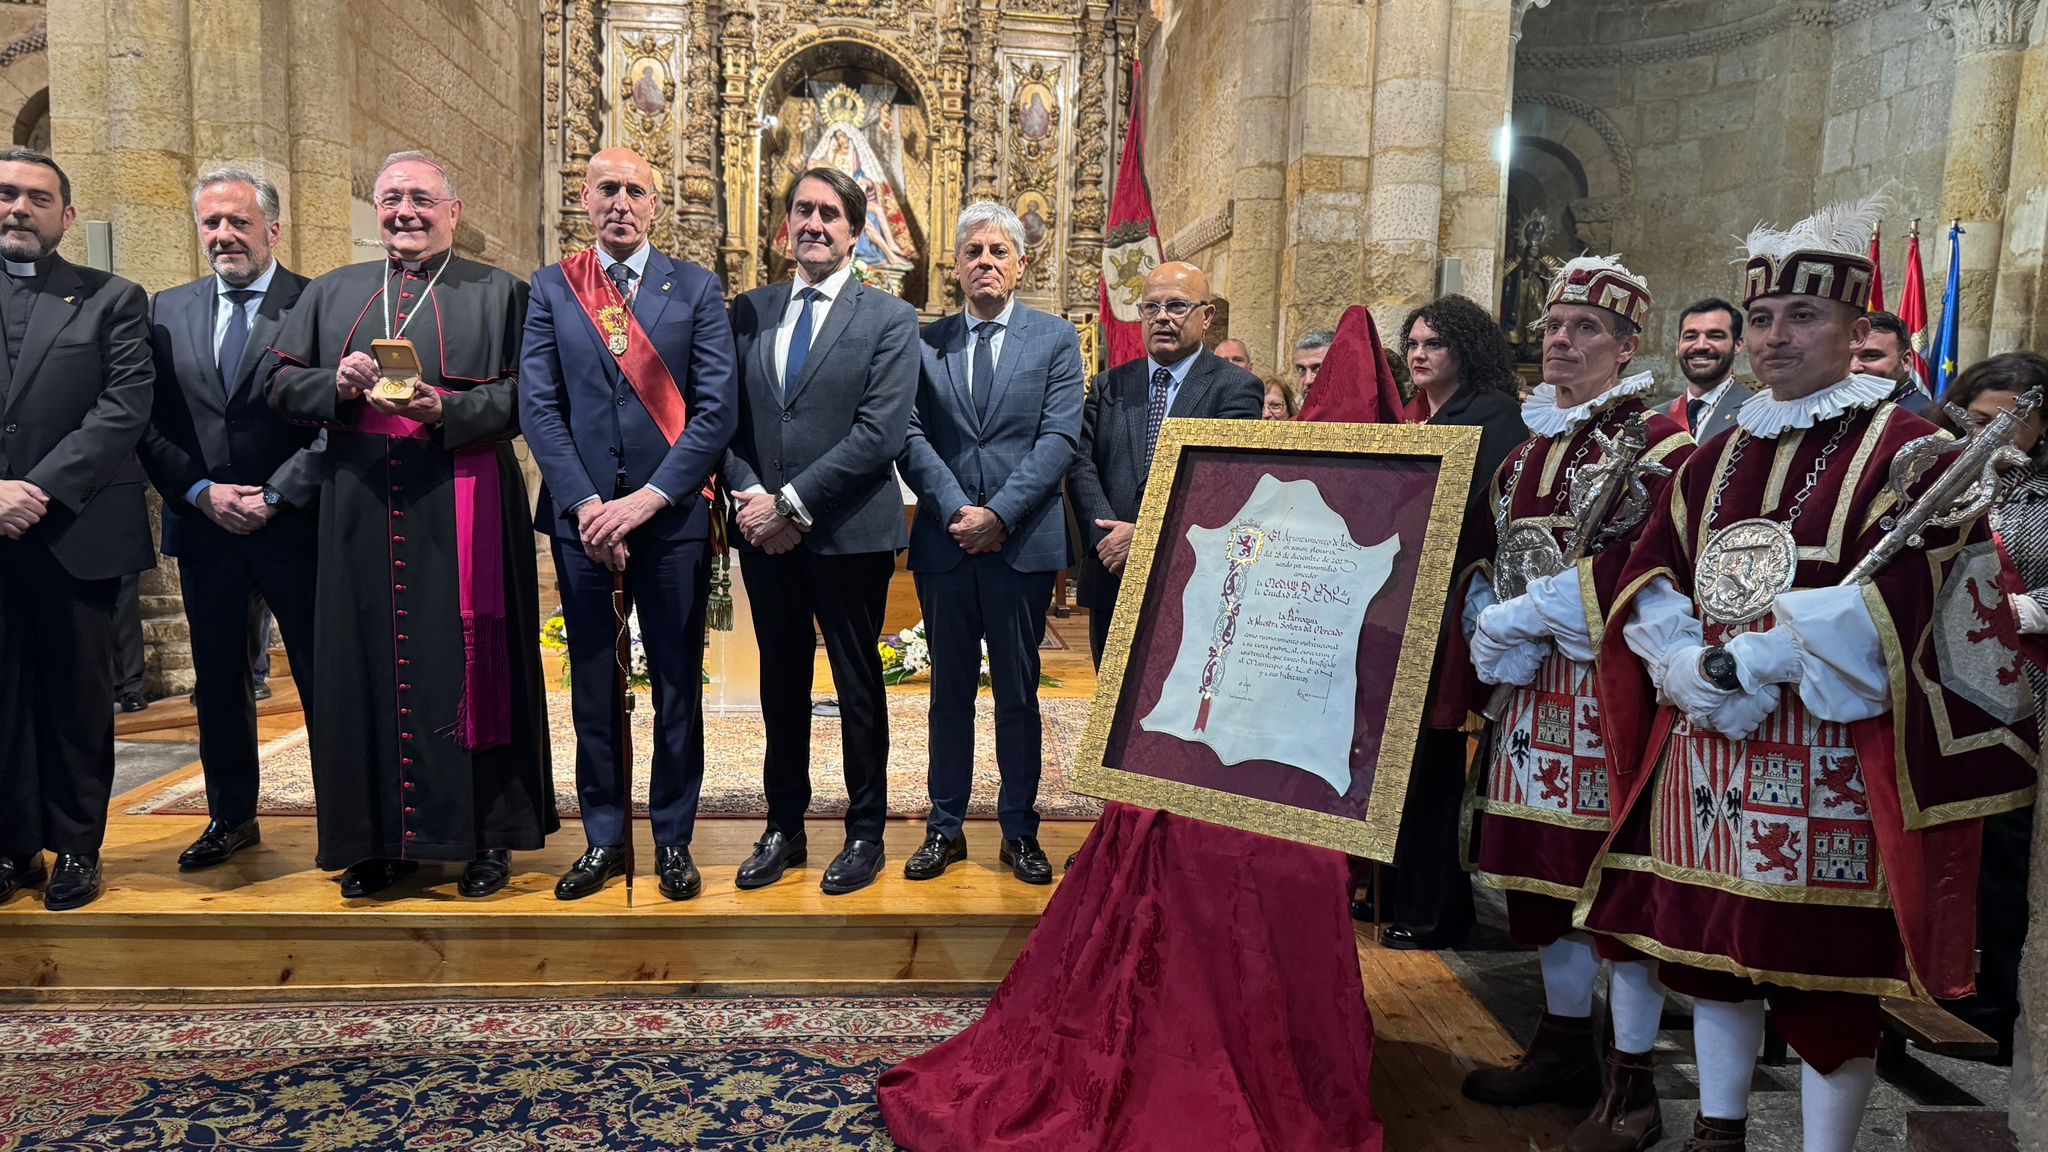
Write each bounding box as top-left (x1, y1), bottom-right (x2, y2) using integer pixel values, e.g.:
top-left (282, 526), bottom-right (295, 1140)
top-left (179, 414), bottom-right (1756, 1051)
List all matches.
top-left (1360, 0), bottom-right (1449, 334)
top-left (286, 0), bottom-right (353, 274)
top-left (1924, 0), bottom-right (2041, 367)
top-left (1989, 4), bottom-right (2048, 354)
top-left (1216, 0), bottom-right (1290, 366)
top-left (1439, 0), bottom-right (1516, 306)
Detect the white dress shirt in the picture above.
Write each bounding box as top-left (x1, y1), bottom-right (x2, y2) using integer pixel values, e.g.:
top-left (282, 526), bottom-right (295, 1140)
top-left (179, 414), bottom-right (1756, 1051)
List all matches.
top-left (1144, 350), bottom-right (1199, 413)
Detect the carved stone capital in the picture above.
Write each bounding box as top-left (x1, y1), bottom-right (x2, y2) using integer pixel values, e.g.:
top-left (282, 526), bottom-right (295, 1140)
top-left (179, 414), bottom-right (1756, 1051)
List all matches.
top-left (1509, 0), bottom-right (1552, 44)
top-left (1919, 0), bottom-right (2042, 55)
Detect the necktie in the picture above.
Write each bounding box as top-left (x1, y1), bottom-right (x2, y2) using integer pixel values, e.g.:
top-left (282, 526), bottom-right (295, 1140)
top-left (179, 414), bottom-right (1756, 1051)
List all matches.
top-left (972, 319), bottom-right (1001, 422)
top-left (607, 260), bottom-right (636, 296)
top-left (782, 287), bottom-right (818, 402)
top-left (1145, 365), bottom-right (1172, 465)
top-left (217, 289), bottom-right (259, 391)
top-left (1686, 396), bottom-right (1706, 435)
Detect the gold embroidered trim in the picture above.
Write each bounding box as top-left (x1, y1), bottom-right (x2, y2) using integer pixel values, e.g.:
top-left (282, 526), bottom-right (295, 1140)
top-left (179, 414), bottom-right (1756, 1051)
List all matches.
top-left (1761, 428), bottom-right (1804, 514)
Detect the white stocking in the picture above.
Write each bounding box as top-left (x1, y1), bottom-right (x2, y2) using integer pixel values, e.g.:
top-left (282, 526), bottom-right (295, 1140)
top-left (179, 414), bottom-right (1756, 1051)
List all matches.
top-left (1691, 997), bottom-right (1766, 1120)
top-left (1608, 959), bottom-right (1665, 1055)
top-left (1799, 1056), bottom-right (1875, 1152)
top-left (1538, 933), bottom-right (1599, 1018)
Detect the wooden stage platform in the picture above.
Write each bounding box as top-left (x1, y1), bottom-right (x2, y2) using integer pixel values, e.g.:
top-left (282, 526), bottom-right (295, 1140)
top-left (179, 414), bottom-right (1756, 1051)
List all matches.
top-left (0, 814), bottom-right (1084, 995)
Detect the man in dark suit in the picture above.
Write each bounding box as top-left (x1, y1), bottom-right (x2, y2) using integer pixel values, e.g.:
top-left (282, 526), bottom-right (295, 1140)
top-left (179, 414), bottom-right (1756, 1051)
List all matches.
top-left (520, 146), bottom-right (737, 902)
top-left (898, 202), bottom-right (1083, 886)
top-left (0, 148), bottom-right (157, 910)
top-left (139, 167), bottom-right (318, 874)
top-left (724, 166), bottom-right (918, 895)
top-left (1067, 261), bottom-right (1263, 667)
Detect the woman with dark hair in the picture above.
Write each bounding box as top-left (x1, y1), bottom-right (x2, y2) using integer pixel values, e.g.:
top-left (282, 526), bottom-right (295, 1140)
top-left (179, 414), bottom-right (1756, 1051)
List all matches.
top-left (1938, 351), bottom-right (2048, 1060)
top-left (1368, 294), bottom-right (1527, 949)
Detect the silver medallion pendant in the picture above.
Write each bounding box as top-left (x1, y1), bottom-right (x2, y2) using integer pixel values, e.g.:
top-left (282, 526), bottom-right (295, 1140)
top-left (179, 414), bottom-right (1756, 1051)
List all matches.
top-left (1494, 519), bottom-right (1567, 601)
top-left (1695, 517), bottom-right (1798, 624)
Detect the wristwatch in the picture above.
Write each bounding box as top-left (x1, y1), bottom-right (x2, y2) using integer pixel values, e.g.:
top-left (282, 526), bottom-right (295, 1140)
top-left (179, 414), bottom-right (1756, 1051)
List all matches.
top-left (773, 492), bottom-right (797, 520)
top-left (261, 484), bottom-right (282, 508)
top-left (1700, 646), bottom-right (1742, 692)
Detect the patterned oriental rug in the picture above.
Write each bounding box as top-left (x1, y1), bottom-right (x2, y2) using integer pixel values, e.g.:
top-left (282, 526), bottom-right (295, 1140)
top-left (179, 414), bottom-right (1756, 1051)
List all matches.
top-left (125, 695), bottom-right (1104, 823)
top-left (0, 996), bottom-right (981, 1151)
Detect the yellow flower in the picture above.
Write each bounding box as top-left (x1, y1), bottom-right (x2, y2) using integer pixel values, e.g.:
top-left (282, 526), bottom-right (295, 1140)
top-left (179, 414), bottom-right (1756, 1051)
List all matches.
top-left (270, 1080), bottom-right (345, 1112)
top-left (298, 1112), bottom-right (390, 1151)
top-left (708, 1069), bottom-right (784, 1102)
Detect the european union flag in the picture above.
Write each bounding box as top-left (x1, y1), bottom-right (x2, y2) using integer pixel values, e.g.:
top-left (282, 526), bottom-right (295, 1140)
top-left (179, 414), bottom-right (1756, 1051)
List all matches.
top-left (1932, 221), bottom-right (1963, 401)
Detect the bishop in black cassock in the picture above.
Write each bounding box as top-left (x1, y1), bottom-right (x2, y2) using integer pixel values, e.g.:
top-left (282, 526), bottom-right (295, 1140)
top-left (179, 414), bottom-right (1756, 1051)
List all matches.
top-left (263, 152), bottom-right (554, 899)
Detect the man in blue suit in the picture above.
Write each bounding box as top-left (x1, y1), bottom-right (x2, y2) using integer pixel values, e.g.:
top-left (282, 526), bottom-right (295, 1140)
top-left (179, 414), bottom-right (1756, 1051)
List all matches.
top-left (519, 146), bottom-right (737, 902)
top-left (898, 203), bottom-right (1082, 885)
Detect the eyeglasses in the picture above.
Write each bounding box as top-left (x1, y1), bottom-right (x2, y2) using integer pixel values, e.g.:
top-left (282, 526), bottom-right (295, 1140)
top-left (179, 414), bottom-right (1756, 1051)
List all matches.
top-left (1136, 299), bottom-right (1207, 320)
top-left (376, 191), bottom-right (450, 211)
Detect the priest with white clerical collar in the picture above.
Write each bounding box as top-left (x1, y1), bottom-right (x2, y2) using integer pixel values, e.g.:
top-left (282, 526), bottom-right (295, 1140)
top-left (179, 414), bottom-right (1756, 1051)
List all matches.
top-left (264, 150), bottom-right (556, 901)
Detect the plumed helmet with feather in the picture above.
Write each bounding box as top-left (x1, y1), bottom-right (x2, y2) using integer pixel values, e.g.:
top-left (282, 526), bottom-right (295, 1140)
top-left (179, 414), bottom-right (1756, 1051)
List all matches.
top-left (1740, 187), bottom-right (1892, 309)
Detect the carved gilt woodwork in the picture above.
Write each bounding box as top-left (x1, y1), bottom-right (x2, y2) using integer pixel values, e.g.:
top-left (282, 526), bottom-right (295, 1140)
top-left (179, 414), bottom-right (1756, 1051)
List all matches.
top-left (547, 0), bottom-right (1123, 314)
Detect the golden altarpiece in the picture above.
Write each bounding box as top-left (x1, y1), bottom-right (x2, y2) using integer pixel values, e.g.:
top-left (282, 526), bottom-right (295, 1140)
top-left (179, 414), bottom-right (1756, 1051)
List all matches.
top-left (544, 0), bottom-right (1143, 358)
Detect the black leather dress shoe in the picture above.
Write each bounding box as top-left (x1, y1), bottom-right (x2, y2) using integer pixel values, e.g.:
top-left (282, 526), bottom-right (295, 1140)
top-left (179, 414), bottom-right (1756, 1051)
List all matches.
top-left (117, 692), bottom-right (148, 714)
top-left (458, 850), bottom-right (511, 898)
top-left (1381, 923), bottom-right (1469, 952)
top-left (656, 845), bottom-right (702, 901)
top-left (253, 680), bottom-right (273, 701)
top-left (178, 818), bottom-right (262, 869)
top-left (820, 838), bottom-right (886, 895)
top-left (735, 829), bottom-right (807, 890)
top-left (902, 831), bottom-right (966, 881)
top-left (338, 858), bottom-right (417, 899)
top-left (1350, 894), bottom-right (1377, 922)
top-left (44, 853), bottom-right (103, 911)
top-left (0, 853), bottom-right (46, 903)
top-left (1000, 836), bottom-right (1054, 885)
top-left (555, 844), bottom-right (628, 900)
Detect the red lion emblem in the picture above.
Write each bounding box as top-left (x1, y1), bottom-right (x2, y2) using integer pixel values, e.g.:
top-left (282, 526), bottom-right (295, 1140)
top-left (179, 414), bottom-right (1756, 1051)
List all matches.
top-left (1813, 752), bottom-right (1867, 815)
top-left (1746, 821), bottom-right (1802, 880)
top-left (1533, 757), bottom-right (1570, 804)
top-left (1966, 576), bottom-right (2023, 687)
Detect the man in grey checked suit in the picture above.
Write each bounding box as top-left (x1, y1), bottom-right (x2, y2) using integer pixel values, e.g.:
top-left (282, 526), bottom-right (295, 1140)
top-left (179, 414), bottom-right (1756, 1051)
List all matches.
top-left (898, 202), bottom-right (1083, 886)
top-left (724, 166), bottom-right (919, 897)
top-left (1067, 261), bottom-right (1263, 667)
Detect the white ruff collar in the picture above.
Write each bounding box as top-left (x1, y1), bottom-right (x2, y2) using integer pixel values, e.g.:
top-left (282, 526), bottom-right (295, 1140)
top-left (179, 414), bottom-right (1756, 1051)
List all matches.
top-left (1734, 373), bottom-right (1894, 439)
top-left (1521, 371), bottom-right (1656, 438)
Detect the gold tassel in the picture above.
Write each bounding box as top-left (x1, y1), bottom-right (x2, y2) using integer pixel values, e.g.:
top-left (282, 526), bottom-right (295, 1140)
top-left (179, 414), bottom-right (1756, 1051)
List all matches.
top-left (708, 551), bottom-right (733, 632)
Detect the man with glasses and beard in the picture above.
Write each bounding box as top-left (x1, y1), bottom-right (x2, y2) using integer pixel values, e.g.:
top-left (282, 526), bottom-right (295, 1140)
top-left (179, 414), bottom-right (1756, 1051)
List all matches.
top-left (0, 148), bottom-right (157, 910)
top-left (266, 150), bottom-right (556, 902)
top-left (1067, 261), bottom-right (1263, 667)
top-left (139, 168), bottom-right (319, 877)
top-left (1665, 297), bottom-right (1752, 443)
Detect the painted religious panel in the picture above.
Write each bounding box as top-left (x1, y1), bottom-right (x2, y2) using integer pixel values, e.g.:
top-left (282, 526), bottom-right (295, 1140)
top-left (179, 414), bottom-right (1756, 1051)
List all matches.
top-left (762, 68), bottom-right (931, 301)
top-left (1074, 420), bottom-right (1481, 860)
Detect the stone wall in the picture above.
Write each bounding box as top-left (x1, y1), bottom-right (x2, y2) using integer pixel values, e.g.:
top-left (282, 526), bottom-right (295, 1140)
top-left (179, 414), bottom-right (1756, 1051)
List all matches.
top-left (1144, 0), bottom-right (1510, 371)
top-left (349, 0), bottom-right (546, 277)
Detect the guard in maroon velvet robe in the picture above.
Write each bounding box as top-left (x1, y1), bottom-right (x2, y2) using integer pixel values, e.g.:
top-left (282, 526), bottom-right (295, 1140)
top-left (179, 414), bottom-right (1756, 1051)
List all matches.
top-left (1453, 256), bottom-right (1692, 1152)
top-left (264, 153), bottom-right (555, 900)
top-left (1578, 195), bottom-right (2038, 1150)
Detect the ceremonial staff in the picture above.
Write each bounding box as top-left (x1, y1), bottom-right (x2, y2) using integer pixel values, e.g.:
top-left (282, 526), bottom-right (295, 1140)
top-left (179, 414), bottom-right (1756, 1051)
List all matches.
top-left (1840, 387), bottom-right (2044, 586)
top-left (612, 572), bottom-right (637, 897)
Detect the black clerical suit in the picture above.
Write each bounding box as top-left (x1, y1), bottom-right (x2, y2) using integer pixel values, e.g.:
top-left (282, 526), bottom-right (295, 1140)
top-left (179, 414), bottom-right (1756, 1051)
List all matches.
top-left (0, 254), bottom-right (157, 862)
top-left (140, 262), bottom-right (318, 831)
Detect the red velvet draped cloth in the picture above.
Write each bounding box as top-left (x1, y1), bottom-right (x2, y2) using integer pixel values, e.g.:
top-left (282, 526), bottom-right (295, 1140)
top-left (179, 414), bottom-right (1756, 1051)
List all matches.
top-left (879, 801), bottom-right (1382, 1152)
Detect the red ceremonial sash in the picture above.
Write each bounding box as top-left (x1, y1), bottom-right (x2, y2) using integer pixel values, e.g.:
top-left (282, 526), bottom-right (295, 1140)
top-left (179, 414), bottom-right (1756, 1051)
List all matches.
top-left (561, 248), bottom-right (689, 446)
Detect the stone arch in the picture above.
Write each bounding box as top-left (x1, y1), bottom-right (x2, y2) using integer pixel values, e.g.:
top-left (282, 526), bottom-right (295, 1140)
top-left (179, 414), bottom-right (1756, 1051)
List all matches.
top-left (1508, 90), bottom-right (1634, 257)
top-left (740, 28), bottom-right (951, 305)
